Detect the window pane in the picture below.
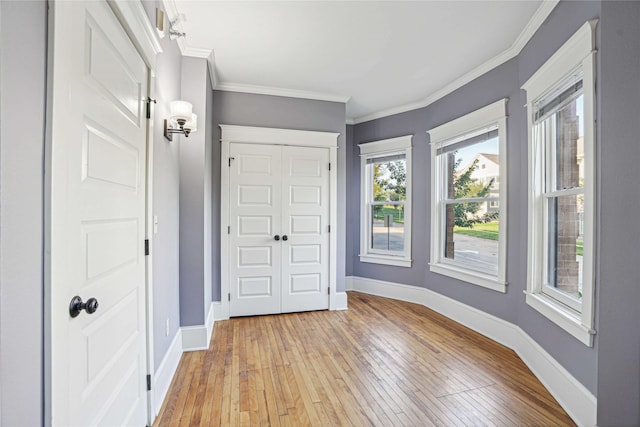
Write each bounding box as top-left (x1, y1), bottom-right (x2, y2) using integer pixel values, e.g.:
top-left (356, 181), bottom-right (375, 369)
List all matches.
top-left (371, 204), bottom-right (405, 252)
top-left (444, 202), bottom-right (499, 273)
top-left (545, 194), bottom-right (584, 300)
top-left (445, 136), bottom-right (499, 200)
top-left (372, 158), bottom-right (406, 202)
top-left (551, 94), bottom-right (584, 191)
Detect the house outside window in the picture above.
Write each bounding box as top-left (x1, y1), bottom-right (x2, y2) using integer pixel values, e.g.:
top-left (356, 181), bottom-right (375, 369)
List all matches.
top-left (523, 20), bottom-right (597, 346)
top-left (359, 135), bottom-right (412, 267)
top-left (428, 99), bottom-right (508, 292)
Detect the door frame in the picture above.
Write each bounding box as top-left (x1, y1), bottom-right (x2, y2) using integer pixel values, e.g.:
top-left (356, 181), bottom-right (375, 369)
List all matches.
top-left (43, 1), bottom-right (162, 425)
top-left (219, 125), bottom-right (340, 319)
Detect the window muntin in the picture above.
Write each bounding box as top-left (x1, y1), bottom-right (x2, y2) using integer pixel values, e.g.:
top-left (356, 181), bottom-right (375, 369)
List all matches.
top-left (359, 136), bottom-right (412, 267)
top-left (428, 99), bottom-right (507, 291)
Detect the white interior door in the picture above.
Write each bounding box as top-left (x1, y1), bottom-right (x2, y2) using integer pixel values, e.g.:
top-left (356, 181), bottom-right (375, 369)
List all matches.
top-left (49, 2), bottom-right (148, 425)
top-left (228, 143), bottom-right (329, 316)
top-left (229, 143), bottom-right (283, 317)
top-left (281, 146), bottom-right (330, 312)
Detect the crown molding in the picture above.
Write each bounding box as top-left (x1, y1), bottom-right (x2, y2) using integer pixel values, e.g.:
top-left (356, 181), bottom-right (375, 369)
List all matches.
top-left (214, 82), bottom-right (351, 104)
top-left (352, 0), bottom-right (559, 125)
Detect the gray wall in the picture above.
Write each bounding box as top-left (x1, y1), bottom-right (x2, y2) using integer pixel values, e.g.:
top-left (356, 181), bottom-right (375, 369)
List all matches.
top-left (0, 1), bottom-right (47, 426)
top-left (141, 0), bottom-right (183, 371)
top-left (596, 1), bottom-right (640, 425)
top-left (179, 57), bottom-right (213, 326)
top-left (350, 0), bottom-right (600, 395)
top-left (211, 91), bottom-right (347, 300)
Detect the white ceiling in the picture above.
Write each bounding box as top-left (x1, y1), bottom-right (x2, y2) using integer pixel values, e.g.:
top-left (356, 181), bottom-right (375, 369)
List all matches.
top-left (169, 1), bottom-right (554, 123)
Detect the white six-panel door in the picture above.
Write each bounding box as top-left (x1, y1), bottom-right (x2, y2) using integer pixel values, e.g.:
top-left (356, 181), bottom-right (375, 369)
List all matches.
top-left (49, 1), bottom-right (148, 425)
top-left (229, 143), bottom-right (330, 316)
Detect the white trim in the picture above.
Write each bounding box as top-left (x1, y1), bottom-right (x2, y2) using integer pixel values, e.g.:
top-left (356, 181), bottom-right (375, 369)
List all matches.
top-left (428, 99), bottom-right (507, 145)
top-left (219, 125), bottom-right (340, 319)
top-left (328, 146), bottom-right (339, 310)
top-left (215, 82), bottom-right (351, 104)
top-left (523, 20), bottom-right (597, 347)
top-left (181, 326), bottom-right (208, 352)
top-left (358, 134), bottom-right (412, 155)
top-left (212, 301), bottom-right (225, 321)
top-left (345, 276), bottom-right (597, 427)
top-left (152, 330), bottom-right (183, 417)
top-left (181, 302), bottom-right (214, 352)
top-left (428, 99), bottom-right (507, 292)
top-left (358, 135), bottom-right (413, 268)
top-left (220, 124), bottom-right (339, 148)
top-left (428, 263), bottom-right (506, 293)
top-left (333, 291), bottom-right (348, 311)
top-left (144, 69), bottom-right (157, 426)
top-left (109, 0), bottom-right (163, 68)
top-left (205, 301), bottom-right (215, 346)
top-left (521, 20), bottom-right (597, 99)
top-left (351, 1), bottom-right (559, 124)
top-left (525, 292), bottom-right (595, 346)
top-left (359, 255), bottom-right (411, 268)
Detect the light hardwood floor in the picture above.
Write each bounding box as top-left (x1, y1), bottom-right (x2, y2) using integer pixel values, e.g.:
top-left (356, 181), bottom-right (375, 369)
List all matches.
top-left (154, 291), bottom-right (575, 426)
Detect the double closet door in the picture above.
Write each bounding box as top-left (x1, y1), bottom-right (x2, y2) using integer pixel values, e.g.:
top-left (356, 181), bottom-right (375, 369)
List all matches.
top-left (229, 143), bottom-right (330, 317)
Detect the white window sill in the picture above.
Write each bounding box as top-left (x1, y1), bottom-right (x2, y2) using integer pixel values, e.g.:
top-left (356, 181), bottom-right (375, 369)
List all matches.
top-left (429, 262), bottom-right (506, 293)
top-left (359, 254), bottom-right (412, 268)
top-left (524, 291), bottom-right (595, 347)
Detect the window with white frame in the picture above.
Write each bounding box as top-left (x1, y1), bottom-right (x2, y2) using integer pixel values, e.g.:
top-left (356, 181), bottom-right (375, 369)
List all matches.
top-left (428, 99), bottom-right (507, 292)
top-left (359, 135), bottom-right (412, 267)
top-left (523, 20), bottom-right (597, 346)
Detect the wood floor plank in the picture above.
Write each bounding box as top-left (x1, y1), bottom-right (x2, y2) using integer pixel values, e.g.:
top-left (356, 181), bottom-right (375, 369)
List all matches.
top-left (154, 292), bottom-right (576, 427)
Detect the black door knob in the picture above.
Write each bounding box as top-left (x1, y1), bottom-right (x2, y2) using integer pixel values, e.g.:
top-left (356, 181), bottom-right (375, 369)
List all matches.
top-left (69, 296), bottom-right (99, 318)
top-left (274, 235), bottom-right (280, 241)
top-left (282, 235), bottom-right (288, 241)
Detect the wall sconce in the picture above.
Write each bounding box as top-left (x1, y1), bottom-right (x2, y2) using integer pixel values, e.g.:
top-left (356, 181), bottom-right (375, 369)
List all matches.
top-left (164, 100), bottom-right (197, 141)
top-left (169, 14), bottom-right (186, 40)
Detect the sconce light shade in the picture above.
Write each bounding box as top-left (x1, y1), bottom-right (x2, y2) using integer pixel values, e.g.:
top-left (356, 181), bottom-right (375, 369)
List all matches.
top-left (183, 114), bottom-right (197, 133)
top-left (169, 100), bottom-right (192, 125)
top-left (165, 101), bottom-right (197, 141)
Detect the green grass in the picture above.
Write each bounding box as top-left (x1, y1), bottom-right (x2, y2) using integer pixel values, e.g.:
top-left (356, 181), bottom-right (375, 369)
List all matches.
top-left (454, 221), bottom-right (499, 240)
top-left (373, 206), bottom-right (405, 224)
top-left (455, 221), bottom-right (585, 256)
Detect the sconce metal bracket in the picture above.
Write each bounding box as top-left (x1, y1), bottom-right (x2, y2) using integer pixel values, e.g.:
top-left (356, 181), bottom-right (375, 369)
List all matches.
top-left (164, 119), bottom-right (173, 142)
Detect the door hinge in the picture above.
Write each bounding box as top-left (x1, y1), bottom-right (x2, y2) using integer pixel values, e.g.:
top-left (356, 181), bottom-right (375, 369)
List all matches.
top-left (328, 163), bottom-right (331, 171)
top-left (328, 288), bottom-right (330, 295)
top-left (228, 226), bottom-right (231, 234)
top-left (146, 374), bottom-right (151, 391)
top-left (228, 293), bottom-right (231, 302)
top-left (145, 97), bottom-right (156, 119)
top-left (327, 225), bottom-right (330, 233)
top-left (144, 239), bottom-right (150, 256)
top-left (229, 157), bottom-right (235, 167)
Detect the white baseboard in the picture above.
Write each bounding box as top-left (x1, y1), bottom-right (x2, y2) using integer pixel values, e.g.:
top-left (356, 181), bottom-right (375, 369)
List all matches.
top-left (181, 302), bottom-right (216, 352)
top-left (212, 301), bottom-right (226, 320)
top-left (346, 276), bottom-right (597, 427)
top-left (205, 301), bottom-right (215, 345)
top-left (152, 329), bottom-right (183, 416)
top-left (332, 291), bottom-right (348, 310)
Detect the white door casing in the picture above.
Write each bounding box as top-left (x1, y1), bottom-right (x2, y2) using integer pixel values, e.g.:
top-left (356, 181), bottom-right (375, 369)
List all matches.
top-left (48, 1), bottom-right (152, 425)
top-left (220, 125), bottom-right (339, 319)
